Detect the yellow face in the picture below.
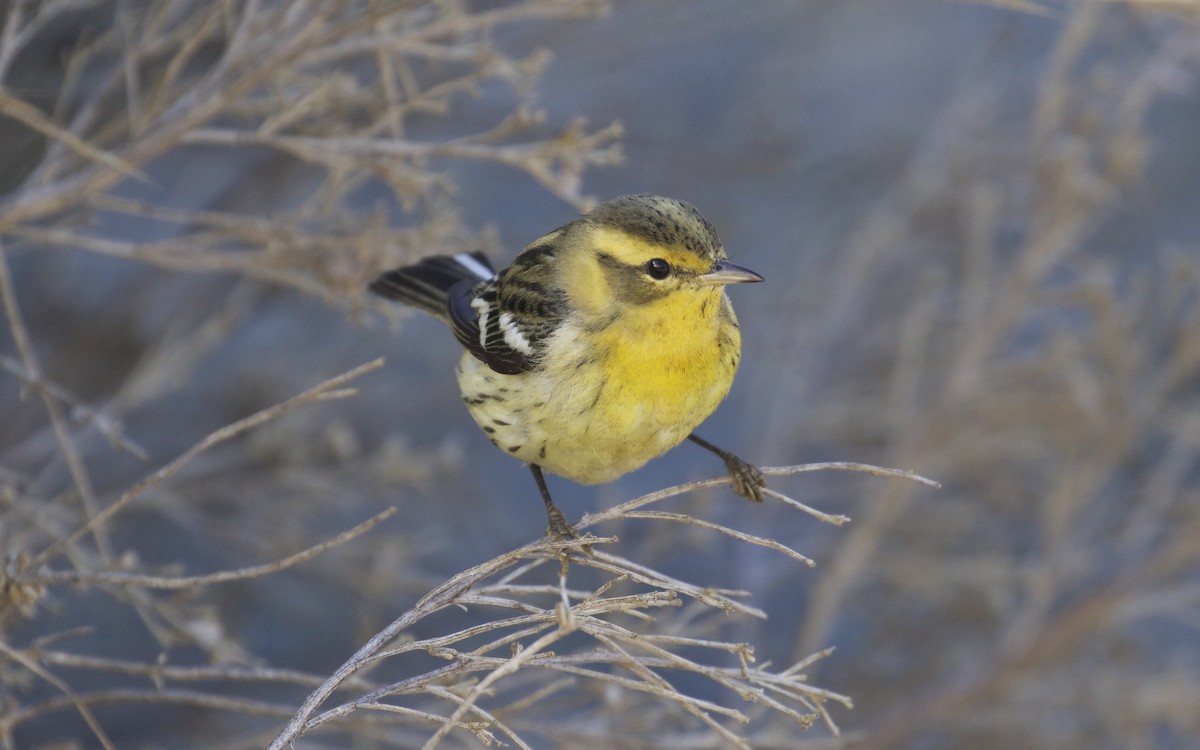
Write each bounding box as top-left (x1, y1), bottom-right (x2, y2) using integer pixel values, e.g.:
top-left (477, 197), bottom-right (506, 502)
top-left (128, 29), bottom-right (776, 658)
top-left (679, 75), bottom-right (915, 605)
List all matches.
top-left (562, 225), bottom-right (726, 322)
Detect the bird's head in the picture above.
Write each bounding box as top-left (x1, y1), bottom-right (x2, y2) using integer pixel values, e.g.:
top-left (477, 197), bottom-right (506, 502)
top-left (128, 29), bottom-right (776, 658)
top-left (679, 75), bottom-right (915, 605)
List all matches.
top-left (559, 194), bottom-right (763, 320)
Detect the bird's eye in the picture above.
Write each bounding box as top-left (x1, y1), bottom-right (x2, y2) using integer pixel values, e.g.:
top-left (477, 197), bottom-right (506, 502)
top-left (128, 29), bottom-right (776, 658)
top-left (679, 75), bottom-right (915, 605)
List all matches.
top-left (645, 258), bottom-right (671, 280)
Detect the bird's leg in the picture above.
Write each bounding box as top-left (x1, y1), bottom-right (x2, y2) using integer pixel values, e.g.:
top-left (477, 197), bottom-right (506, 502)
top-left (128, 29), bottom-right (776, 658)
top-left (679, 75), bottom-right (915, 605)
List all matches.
top-left (688, 433), bottom-right (766, 503)
top-left (530, 463), bottom-right (578, 539)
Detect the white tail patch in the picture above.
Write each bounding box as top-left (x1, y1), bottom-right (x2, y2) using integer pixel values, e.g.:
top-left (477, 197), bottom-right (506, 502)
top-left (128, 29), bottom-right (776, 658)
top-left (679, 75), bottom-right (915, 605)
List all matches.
top-left (455, 253), bottom-right (495, 280)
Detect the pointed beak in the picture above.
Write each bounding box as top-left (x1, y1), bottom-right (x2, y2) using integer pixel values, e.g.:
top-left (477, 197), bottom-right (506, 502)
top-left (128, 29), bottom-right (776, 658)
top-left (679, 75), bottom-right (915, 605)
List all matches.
top-left (696, 259), bottom-right (764, 286)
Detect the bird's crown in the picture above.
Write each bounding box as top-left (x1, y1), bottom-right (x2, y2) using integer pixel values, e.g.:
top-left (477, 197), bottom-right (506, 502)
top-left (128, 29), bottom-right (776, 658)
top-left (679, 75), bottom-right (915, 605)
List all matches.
top-left (582, 194), bottom-right (726, 266)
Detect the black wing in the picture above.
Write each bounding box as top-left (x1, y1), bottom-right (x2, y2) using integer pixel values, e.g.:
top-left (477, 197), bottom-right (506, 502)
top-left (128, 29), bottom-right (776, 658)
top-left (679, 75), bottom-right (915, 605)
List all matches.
top-left (447, 239), bottom-right (567, 376)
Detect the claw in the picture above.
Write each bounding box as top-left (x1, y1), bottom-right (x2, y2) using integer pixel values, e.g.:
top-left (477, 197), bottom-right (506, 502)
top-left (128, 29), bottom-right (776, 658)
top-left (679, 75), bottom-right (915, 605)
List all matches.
top-left (545, 505), bottom-right (592, 555)
top-left (688, 433), bottom-right (766, 503)
top-left (545, 503), bottom-right (578, 540)
top-left (724, 453), bottom-right (766, 503)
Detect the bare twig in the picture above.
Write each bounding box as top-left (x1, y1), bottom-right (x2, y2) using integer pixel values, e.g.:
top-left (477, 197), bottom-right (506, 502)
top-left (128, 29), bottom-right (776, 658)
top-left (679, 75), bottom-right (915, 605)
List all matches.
top-left (29, 358), bottom-right (384, 568)
top-left (28, 508), bottom-right (396, 589)
top-left (0, 243), bottom-right (112, 560)
top-left (0, 639), bottom-right (117, 750)
top-left (264, 461), bottom-right (908, 748)
top-left (0, 88), bottom-right (144, 180)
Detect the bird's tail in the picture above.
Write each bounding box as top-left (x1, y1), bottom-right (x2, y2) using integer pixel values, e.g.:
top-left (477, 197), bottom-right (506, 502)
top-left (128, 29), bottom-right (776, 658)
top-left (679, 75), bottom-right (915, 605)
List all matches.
top-left (369, 252), bottom-right (495, 320)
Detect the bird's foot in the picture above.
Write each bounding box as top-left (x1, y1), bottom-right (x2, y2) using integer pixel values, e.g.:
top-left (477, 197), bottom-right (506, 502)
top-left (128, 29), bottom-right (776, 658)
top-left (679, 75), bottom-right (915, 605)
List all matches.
top-left (545, 503), bottom-right (578, 540)
top-left (723, 453), bottom-right (766, 503)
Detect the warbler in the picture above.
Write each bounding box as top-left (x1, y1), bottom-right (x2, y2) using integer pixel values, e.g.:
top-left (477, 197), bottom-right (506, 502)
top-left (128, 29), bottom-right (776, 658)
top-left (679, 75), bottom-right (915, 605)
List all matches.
top-left (370, 194), bottom-right (765, 538)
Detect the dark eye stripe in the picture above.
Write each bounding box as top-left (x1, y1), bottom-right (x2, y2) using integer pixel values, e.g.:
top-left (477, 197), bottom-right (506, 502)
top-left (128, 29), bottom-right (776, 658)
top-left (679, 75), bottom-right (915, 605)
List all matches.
top-left (595, 251), bottom-right (622, 270)
top-left (595, 251), bottom-right (672, 305)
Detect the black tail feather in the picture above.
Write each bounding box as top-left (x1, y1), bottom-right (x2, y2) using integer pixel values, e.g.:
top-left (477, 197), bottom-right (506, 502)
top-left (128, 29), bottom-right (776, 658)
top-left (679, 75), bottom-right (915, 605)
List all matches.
top-left (369, 252), bottom-right (494, 320)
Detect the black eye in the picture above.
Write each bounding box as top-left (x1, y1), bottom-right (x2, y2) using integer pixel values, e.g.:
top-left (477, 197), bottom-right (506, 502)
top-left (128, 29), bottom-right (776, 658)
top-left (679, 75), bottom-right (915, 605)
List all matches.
top-left (645, 258), bottom-right (671, 280)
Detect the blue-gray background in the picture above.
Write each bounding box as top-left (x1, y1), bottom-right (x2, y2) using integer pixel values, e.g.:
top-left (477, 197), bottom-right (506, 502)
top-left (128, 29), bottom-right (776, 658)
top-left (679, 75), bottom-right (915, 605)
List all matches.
top-left (3, 2), bottom-right (1199, 748)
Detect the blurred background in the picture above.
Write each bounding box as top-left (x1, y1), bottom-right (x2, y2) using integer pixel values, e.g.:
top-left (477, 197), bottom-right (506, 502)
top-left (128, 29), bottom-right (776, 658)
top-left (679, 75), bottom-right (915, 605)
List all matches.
top-left (2, 1), bottom-right (1199, 748)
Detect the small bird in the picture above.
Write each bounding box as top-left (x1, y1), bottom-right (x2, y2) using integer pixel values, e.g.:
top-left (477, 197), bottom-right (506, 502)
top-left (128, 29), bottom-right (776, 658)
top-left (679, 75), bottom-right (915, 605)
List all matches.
top-left (370, 194), bottom-right (765, 538)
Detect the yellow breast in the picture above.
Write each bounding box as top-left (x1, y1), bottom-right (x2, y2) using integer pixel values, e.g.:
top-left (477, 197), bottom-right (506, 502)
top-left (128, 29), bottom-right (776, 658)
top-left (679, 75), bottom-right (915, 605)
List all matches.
top-left (584, 288), bottom-right (738, 444)
top-left (457, 287), bottom-right (741, 484)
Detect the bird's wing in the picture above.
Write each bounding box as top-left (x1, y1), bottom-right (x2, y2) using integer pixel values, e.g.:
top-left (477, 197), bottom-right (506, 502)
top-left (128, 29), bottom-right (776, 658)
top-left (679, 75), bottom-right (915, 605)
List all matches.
top-left (447, 238), bottom-right (567, 375)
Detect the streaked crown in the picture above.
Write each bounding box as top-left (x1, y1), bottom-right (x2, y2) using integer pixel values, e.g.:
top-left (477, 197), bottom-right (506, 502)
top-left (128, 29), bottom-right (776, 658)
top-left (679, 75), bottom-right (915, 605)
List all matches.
top-left (584, 194), bottom-right (726, 263)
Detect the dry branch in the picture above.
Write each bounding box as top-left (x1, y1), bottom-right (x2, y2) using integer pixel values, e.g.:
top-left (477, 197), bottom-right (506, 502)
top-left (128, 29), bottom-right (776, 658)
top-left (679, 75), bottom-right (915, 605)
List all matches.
top-left (267, 462), bottom-right (931, 749)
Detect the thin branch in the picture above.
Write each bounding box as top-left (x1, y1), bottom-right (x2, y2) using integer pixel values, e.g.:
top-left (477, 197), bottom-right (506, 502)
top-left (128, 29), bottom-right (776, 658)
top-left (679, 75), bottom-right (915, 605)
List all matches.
top-left (29, 358), bottom-right (385, 568)
top-left (0, 354), bottom-right (148, 460)
top-left (28, 508), bottom-right (396, 589)
top-left (267, 460), bottom-right (885, 747)
top-left (38, 650), bottom-right (325, 688)
top-left (759, 463), bottom-right (941, 488)
top-left (0, 687), bottom-right (295, 729)
top-left (0, 88), bottom-right (144, 180)
top-left (424, 682), bottom-right (540, 750)
top-left (0, 242), bottom-right (112, 559)
top-left (579, 462), bottom-right (937, 533)
top-left (265, 535), bottom-right (591, 750)
top-left (618, 510), bottom-right (816, 567)
top-left (0, 638), bottom-right (117, 750)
